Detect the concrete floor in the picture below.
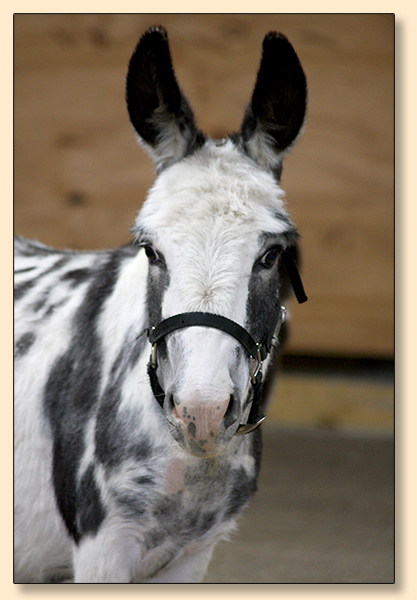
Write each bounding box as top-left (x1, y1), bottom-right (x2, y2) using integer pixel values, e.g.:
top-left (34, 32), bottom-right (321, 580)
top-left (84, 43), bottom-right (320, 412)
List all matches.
top-left (204, 424), bottom-right (394, 583)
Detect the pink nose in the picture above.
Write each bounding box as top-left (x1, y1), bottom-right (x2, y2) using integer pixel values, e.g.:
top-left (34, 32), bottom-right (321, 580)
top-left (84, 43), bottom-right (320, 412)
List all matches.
top-left (169, 391), bottom-right (238, 451)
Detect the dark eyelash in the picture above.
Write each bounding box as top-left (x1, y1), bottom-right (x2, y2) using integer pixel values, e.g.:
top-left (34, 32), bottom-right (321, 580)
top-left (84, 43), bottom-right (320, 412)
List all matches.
top-left (258, 245), bottom-right (283, 268)
top-left (140, 242), bottom-right (165, 266)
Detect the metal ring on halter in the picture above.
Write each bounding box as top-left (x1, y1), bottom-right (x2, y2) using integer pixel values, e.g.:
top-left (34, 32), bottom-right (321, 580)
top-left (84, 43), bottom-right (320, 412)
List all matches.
top-left (278, 305), bottom-right (287, 334)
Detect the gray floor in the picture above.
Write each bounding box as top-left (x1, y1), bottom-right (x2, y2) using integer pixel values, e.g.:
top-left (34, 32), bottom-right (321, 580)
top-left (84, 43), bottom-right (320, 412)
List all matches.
top-left (204, 424), bottom-right (394, 583)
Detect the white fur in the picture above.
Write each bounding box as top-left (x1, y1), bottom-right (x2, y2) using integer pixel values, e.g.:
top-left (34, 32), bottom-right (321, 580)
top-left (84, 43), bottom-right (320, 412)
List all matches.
top-left (14, 21), bottom-right (308, 581)
top-left (14, 87), bottom-right (301, 584)
top-left (136, 139), bottom-right (291, 449)
top-left (14, 138), bottom-right (294, 582)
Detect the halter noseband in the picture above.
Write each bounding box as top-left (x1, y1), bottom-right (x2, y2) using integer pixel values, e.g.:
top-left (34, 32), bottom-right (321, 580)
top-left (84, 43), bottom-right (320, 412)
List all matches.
top-left (142, 249), bottom-right (307, 435)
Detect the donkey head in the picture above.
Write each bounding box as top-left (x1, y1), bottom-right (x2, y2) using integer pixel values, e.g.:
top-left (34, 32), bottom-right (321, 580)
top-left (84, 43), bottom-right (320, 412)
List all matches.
top-left (126, 27), bottom-right (307, 457)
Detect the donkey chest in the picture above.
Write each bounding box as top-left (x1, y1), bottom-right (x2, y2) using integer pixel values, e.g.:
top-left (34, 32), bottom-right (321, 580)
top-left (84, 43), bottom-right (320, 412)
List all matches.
top-left (128, 447), bottom-right (259, 580)
top-left (95, 435), bottom-right (259, 553)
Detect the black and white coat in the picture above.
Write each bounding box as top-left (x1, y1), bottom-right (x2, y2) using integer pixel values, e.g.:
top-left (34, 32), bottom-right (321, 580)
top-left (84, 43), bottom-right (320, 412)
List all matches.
top-left (14, 27), bottom-right (307, 583)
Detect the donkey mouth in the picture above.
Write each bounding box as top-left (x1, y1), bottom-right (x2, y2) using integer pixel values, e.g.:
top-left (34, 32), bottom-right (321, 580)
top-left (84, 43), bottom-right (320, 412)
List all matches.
top-left (167, 420), bottom-right (240, 458)
top-left (164, 390), bottom-right (241, 457)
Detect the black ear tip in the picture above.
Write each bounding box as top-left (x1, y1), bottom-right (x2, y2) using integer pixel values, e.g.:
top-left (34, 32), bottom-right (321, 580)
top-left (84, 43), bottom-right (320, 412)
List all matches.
top-left (262, 31), bottom-right (299, 58)
top-left (133, 26), bottom-right (169, 55)
top-left (127, 26), bottom-right (172, 86)
top-left (142, 25), bottom-right (168, 41)
top-left (263, 31), bottom-right (287, 43)
top-left (260, 31), bottom-right (306, 93)
top-left (263, 31), bottom-right (290, 48)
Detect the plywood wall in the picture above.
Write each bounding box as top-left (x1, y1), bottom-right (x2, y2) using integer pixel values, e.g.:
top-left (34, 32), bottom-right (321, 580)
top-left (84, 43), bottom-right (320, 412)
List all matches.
top-left (14, 14), bottom-right (394, 358)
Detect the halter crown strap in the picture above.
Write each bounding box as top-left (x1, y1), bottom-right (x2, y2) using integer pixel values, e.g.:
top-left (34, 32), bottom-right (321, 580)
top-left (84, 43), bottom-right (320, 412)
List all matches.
top-left (281, 249), bottom-right (308, 304)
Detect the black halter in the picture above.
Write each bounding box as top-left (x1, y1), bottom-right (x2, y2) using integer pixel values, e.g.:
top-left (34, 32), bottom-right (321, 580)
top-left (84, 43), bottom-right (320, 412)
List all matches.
top-left (142, 250), bottom-right (307, 435)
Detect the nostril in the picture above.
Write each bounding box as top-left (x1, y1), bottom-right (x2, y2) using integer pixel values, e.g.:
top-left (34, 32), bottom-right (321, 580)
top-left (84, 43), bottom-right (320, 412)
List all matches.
top-left (223, 394), bottom-right (238, 429)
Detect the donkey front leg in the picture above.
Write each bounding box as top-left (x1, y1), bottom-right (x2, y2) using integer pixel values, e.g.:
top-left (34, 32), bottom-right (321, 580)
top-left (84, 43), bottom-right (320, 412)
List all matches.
top-left (72, 525), bottom-right (142, 583)
top-left (73, 523), bottom-right (217, 583)
top-left (142, 544), bottom-right (216, 583)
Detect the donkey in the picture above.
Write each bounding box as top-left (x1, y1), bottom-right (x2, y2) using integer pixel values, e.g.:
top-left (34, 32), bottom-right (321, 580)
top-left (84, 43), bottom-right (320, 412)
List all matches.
top-left (14, 26), bottom-right (307, 583)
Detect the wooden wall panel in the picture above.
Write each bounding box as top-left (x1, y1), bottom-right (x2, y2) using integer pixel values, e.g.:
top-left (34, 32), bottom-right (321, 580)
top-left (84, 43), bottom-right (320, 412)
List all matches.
top-left (14, 14), bottom-right (394, 358)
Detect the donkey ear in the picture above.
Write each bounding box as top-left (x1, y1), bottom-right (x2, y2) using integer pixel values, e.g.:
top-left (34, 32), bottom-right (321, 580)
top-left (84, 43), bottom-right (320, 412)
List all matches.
top-left (126, 26), bottom-right (205, 171)
top-left (240, 32), bottom-right (307, 177)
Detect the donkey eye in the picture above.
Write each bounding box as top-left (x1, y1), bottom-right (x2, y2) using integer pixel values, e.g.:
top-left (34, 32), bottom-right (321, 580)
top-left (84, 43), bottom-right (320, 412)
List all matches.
top-left (143, 244), bottom-right (160, 263)
top-left (259, 246), bottom-right (281, 268)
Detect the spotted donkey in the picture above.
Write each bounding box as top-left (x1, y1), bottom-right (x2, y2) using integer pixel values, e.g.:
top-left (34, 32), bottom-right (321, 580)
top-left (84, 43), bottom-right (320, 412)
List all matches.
top-left (14, 27), bottom-right (307, 583)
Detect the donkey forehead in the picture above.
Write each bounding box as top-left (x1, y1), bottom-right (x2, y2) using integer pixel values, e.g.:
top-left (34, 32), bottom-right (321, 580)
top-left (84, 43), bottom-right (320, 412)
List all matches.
top-left (136, 141), bottom-right (292, 244)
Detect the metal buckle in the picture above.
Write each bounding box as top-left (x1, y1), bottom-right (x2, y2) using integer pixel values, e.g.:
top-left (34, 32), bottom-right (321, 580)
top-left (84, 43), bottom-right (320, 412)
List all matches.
top-left (148, 327), bottom-right (157, 368)
top-left (151, 344), bottom-right (157, 368)
top-left (249, 343), bottom-right (263, 384)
